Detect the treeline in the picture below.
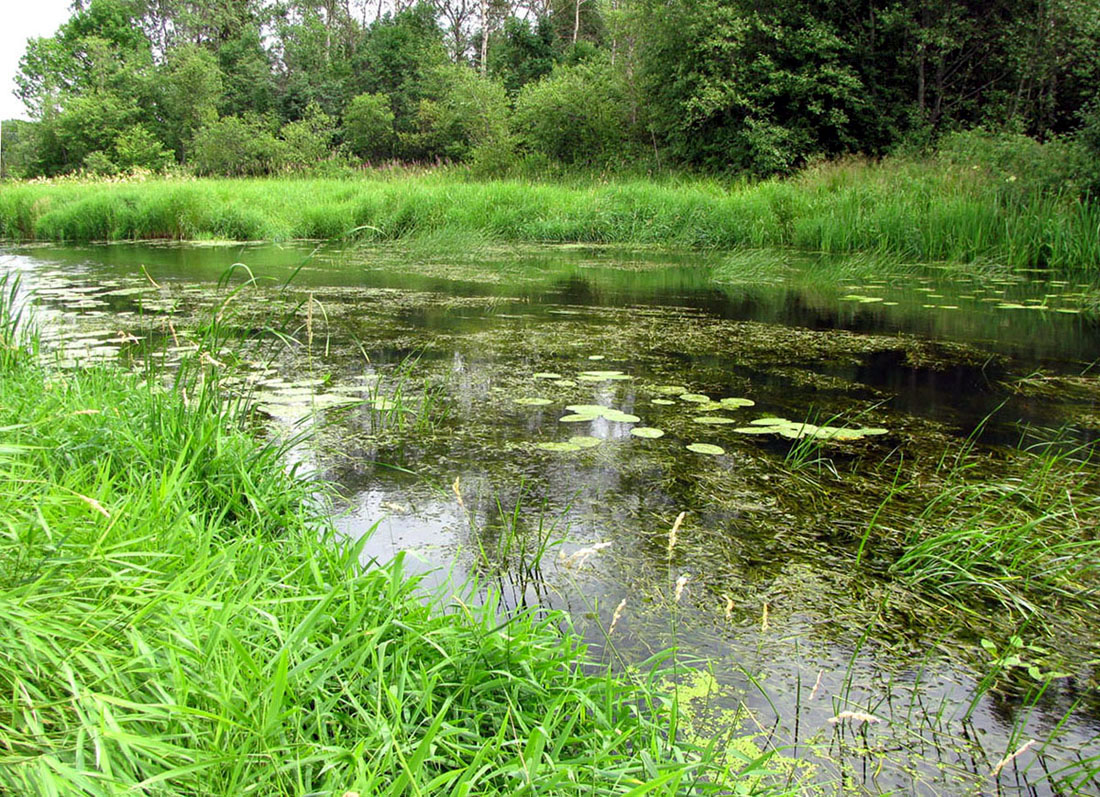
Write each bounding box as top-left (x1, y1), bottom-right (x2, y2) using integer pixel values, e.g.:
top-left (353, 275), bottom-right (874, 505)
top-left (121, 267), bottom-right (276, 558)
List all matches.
top-left (4, 0), bottom-right (1100, 181)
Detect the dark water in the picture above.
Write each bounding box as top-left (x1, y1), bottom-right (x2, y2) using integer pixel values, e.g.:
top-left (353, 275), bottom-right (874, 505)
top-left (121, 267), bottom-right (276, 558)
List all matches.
top-left (3, 241), bottom-right (1099, 795)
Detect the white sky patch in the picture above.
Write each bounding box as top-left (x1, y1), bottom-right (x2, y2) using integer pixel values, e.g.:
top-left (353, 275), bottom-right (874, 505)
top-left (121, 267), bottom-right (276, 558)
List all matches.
top-left (1, 0), bottom-right (76, 120)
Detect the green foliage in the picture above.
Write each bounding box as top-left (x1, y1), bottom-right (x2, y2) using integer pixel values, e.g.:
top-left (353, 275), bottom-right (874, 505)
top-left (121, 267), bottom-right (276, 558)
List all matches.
top-left (410, 65), bottom-right (513, 163)
top-left (114, 124), bottom-right (174, 171)
top-left (159, 44), bottom-right (224, 159)
top-left (636, 0), bottom-right (871, 174)
top-left (191, 115), bottom-right (288, 176)
top-left (279, 102), bottom-right (336, 168)
top-left (54, 91), bottom-right (140, 168)
top-left (343, 92), bottom-right (396, 161)
top-left (0, 120), bottom-right (38, 179)
top-left (514, 58), bottom-right (639, 166)
top-left (488, 16), bottom-right (558, 96)
top-left (351, 4), bottom-right (449, 152)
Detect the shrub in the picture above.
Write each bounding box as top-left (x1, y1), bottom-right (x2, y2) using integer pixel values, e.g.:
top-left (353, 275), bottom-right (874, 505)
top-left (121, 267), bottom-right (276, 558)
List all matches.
top-left (114, 124), bottom-right (174, 171)
top-left (513, 58), bottom-right (639, 166)
top-left (342, 92), bottom-right (396, 161)
top-left (191, 115), bottom-right (288, 176)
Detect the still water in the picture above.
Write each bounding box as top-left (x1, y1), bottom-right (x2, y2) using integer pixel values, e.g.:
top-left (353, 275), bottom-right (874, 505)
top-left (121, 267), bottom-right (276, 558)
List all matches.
top-left (3, 241), bottom-right (1098, 794)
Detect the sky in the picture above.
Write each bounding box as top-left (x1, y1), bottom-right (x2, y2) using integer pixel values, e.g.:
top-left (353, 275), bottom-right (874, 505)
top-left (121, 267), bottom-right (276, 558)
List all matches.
top-left (2, 0), bottom-right (76, 120)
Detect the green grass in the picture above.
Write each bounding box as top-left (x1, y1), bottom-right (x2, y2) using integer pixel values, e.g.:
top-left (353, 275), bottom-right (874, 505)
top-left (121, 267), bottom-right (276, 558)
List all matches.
top-left (2, 155), bottom-right (1098, 273)
top-left (879, 437), bottom-right (1100, 622)
top-left (0, 282), bottom-right (763, 795)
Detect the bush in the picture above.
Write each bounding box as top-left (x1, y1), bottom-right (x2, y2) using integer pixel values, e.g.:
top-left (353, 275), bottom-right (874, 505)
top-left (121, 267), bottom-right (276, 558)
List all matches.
top-left (191, 115), bottom-right (288, 176)
top-left (279, 102), bottom-right (336, 169)
top-left (935, 129), bottom-right (1088, 200)
top-left (513, 58), bottom-right (639, 166)
top-left (114, 124), bottom-right (174, 171)
top-left (342, 92), bottom-right (396, 161)
top-left (409, 65), bottom-right (513, 163)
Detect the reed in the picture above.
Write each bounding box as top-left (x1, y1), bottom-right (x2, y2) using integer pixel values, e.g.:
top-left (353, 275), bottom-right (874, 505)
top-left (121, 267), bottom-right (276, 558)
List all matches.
top-left (2, 154), bottom-right (1097, 274)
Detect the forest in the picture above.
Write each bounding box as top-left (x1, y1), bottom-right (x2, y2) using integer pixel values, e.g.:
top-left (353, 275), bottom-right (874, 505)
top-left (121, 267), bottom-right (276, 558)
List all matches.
top-left (3, 0), bottom-right (1100, 183)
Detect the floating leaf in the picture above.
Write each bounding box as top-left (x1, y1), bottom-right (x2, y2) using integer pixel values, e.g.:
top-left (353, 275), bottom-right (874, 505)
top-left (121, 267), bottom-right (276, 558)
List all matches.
top-left (652, 385), bottom-right (687, 395)
top-left (587, 355), bottom-right (605, 361)
top-left (569, 435), bottom-right (602, 448)
top-left (533, 372), bottom-right (562, 379)
top-left (679, 393), bottom-right (710, 403)
top-left (537, 441), bottom-right (581, 452)
top-left (733, 426), bottom-right (778, 435)
top-left (578, 370), bottom-right (632, 381)
top-left (603, 410), bottom-right (641, 423)
top-left (554, 379), bottom-right (577, 386)
top-left (719, 397), bottom-right (755, 408)
top-left (566, 404), bottom-right (611, 416)
top-left (749, 417), bottom-right (788, 426)
top-left (652, 399), bottom-right (675, 405)
top-left (514, 397), bottom-right (552, 406)
top-left (559, 414), bottom-right (595, 423)
top-left (687, 443), bottom-right (725, 456)
top-left (693, 416), bottom-right (736, 425)
top-left (630, 427), bottom-right (665, 439)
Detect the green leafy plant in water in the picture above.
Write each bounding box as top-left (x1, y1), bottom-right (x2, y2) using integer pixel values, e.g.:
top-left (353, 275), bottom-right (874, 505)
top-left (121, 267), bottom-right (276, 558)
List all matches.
top-left (630, 427), bottom-right (665, 439)
top-left (687, 443), bottom-right (725, 456)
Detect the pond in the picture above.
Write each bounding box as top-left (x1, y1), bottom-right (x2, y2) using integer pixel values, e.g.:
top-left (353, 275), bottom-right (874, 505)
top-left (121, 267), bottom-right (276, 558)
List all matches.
top-left (3, 240), bottom-right (1098, 794)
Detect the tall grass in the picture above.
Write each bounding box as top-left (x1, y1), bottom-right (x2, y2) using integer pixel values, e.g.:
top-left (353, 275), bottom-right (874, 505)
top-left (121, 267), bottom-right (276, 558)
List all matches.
top-left (0, 287), bottom-right (748, 794)
top-left (886, 439), bottom-right (1100, 620)
top-left (2, 154), bottom-right (1098, 273)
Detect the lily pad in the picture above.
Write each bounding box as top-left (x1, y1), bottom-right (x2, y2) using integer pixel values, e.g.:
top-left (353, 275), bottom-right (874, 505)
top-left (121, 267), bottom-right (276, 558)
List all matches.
top-left (737, 416), bottom-right (888, 441)
top-left (578, 370), bottom-right (633, 381)
top-left (537, 441), bottom-right (581, 452)
top-left (679, 393), bottom-right (710, 403)
top-left (568, 435), bottom-right (602, 448)
top-left (630, 427), bottom-right (665, 439)
top-left (652, 385), bottom-right (688, 395)
top-left (603, 410), bottom-right (641, 423)
top-left (587, 355), bottom-right (605, 361)
top-left (559, 414), bottom-right (596, 423)
top-left (566, 404), bottom-right (611, 415)
top-left (719, 397), bottom-right (755, 408)
top-left (693, 416), bottom-right (737, 425)
top-left (514, 397), bottom-right (552, 406)
top-left (733, 426), bottom-right (780, 435)
top-left (652, 399), bottom-right (675, 405)
top-left (687, 443), bottom-right (725, 456)
top-left (533, 372), bottom-right (562, 379)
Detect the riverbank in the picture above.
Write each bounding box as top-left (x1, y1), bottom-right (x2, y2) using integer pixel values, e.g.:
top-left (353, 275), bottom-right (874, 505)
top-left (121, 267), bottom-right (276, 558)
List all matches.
top-left (0, 280), bottom-right (755, 795)
top-left (2, 156), bottom-right (1098, 274)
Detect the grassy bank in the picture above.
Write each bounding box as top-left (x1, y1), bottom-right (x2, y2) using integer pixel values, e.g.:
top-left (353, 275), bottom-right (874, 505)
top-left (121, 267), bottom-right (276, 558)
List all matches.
top-left (2, 157), bottom-right (1098, 273)
top-left (0, 284), bottom-right (754, 795)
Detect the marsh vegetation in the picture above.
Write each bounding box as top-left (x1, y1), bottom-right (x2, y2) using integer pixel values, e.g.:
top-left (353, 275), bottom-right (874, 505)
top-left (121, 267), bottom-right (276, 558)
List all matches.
top-left (2, 241), bottom-right (1098, 793)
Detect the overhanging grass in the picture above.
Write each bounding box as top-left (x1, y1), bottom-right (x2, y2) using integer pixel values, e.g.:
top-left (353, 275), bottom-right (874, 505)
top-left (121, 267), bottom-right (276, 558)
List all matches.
top-left (0, 298), bottom-right (747, 794)
top-left (2, 157), bottom-right (1098, 273)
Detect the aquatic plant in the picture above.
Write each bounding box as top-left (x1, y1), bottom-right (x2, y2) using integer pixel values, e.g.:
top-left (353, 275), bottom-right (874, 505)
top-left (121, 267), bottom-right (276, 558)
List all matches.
top-left (0, 284), bottom-right (751, 796)
top-left (687, 443), bottom-right (725, 456)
